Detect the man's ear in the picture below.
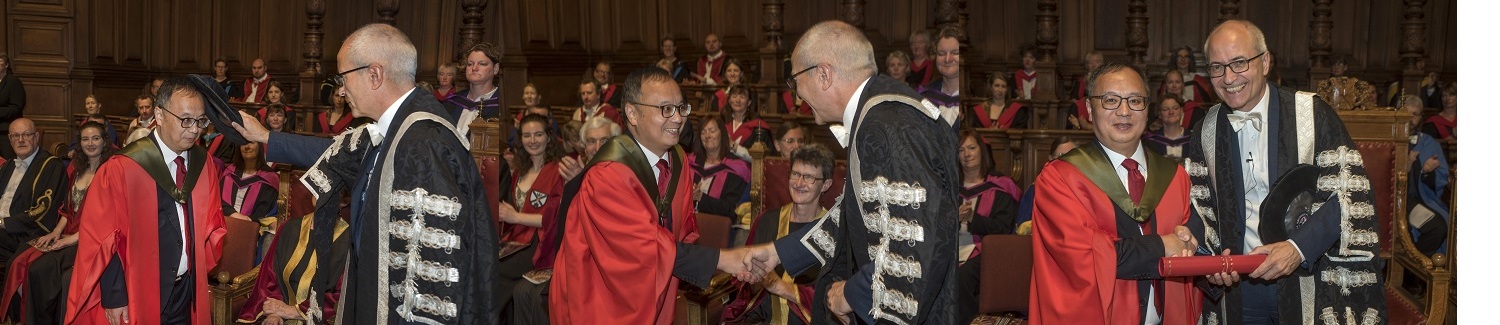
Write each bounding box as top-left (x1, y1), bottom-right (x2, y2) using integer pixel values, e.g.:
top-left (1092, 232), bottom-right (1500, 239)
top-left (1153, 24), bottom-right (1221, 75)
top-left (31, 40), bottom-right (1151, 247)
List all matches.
top-left (368, 64), bottom-right (385, 90)
top-left (623, 103), bottom-right (639, 126)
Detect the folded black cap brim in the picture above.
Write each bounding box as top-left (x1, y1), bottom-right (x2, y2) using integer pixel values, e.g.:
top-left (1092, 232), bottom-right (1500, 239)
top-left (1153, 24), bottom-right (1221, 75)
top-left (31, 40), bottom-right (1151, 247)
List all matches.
top-left (1259, 164), bottom-right (1320, 244)
top-left (186, 74), bottom-right (247, 145)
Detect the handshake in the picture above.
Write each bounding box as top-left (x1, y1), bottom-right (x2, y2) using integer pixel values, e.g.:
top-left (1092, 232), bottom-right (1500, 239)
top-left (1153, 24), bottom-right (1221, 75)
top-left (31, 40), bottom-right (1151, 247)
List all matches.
top-left (717, 244), bottom-right (782, 282)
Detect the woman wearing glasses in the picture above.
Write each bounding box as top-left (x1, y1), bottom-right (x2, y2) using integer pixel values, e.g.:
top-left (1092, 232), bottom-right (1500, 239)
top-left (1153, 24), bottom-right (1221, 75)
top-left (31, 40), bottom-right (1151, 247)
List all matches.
top-left (1170, 46), bottom-right (1215, 104)
top-left (691, 116), bottom-right (754, 246)
top-left (954, 128), bottom-right (1022, 323)
top-left (721, 144), bottom-right (834, 325)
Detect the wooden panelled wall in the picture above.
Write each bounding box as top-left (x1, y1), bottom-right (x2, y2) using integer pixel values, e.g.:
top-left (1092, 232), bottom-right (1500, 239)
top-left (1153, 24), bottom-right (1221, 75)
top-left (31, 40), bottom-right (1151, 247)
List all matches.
top-left (1, 0), bottom-right (1458, 147)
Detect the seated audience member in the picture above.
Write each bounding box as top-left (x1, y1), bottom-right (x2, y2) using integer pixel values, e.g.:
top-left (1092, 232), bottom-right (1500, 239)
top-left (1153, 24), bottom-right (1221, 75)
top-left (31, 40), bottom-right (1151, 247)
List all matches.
top-left (1142, 94), bottom-right (1191, 161)
top-left (1158, 69), bottom-right (1205, 129)
top-left (494, 113), bottom-right (568, 321)
top-left (773, 121), bottom-right (807, 159)
top-left (1403, 95), bottom-right (1450, 255)
top-left (592, 61), bottom-right (622, 108)
top-left (509, 84), bottom-right (562, 151)
top-left (578, 115), bottom-right (622, 164)
top-left (1421, 86), bottom-right (1456, 140)
top-left (448, 42), bottom-right (504, 123)
top-left (239, 58), bottom-right (271, 103)
top-left (707, 59), bottom-right (753, 112)
top-left (1067, 51), bottom-right (1104, 130)
top-left (124, 95), bottom-right (156, 144)
top-left (659, 36), bottom-right (691, 83)
top-left (1170, 46), bottom-right (1214, 103)
top-left (907, 29), bottom-right (937, 87)
top-left (0, 118), bottom-right (67, 267)
top-left (1014, 48), bottom-right (1039, 100)
top-left (692, 116), bottom-right (753, 246)
top-left (721, 143), bottom-right (835, 325)
top-left (721, 86), bottom-right (770, 159)
top-left (316, 93), bottom-right (362, 135)
top-left (262, 103), bottom-right (291, 133)
top-left (781, 88), bottom-right (812, 115)
top-left (212, 57), bottom-right (243, 99)
top-left (1014, 136), bottom-right (1077, 235)
top-left (694, 33), bottom-right (729, 85)
top-left (571, 80), bottom-right (621, 126)
top-left (433, 62), bottom-right (461, 103)
top-left (144, 77), bottom-right (165, 97)
top-left (220, 141), bottom-right (280, 264)
top-left (885, 50), bottom-right (914, 88)
top-left (77, 96), bottom-right (120, 145)
top-left (0, 121), bottom-right (112, 325)
top-left (918, 27), bottom-right (964, 112)
top-left (971, 72), bottom-right (1028, 129)
top-left (1419, 70), bottom-right (1443, 109)
top-left (234, 212), bottom-right (350, 324)
top-left (955, 128), bottom-right (1022, 322)
top-left (255, 82), bottom-right (295, 130)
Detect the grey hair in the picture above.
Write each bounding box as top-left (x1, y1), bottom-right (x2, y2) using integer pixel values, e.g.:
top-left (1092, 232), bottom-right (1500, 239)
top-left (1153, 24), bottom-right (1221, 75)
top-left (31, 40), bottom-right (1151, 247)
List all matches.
top-left (345, 23), bottom-right (418, 87)
top-left (793, 20), bottom-right (878, 82)
top-left (1205, 19), bottom-right (1269, 57)
top-left (580, 115), bottom-right (622, 140)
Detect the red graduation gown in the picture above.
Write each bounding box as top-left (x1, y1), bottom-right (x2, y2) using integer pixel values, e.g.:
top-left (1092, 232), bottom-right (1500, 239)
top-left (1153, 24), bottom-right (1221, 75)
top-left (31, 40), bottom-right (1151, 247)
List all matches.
top-left (64, 155), bottom-right (226, 325)
top-left (550, 159), bottom-right (699, 325)
top-left (1028, 159), bottom-right (1201, 325)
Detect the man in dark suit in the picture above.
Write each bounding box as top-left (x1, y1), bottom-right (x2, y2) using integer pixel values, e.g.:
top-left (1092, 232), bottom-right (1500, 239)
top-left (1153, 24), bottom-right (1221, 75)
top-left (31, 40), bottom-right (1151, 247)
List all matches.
top-left (0, 53), bottom-right (26, 159)
top-left (234, 23), bottom-right (498, 325)
top-left (0, 117), bottom-right (65, 266)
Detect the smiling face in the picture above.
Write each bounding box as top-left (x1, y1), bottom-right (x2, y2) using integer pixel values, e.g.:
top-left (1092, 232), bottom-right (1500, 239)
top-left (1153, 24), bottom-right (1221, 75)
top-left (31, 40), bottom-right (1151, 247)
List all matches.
top-left (1159, 97), bottom-right (1183, 125)
top-left (1165, 71), bottom-right (1185, 95)
top-left (582, 126), bottom-right (613, 161)
top-left (958, 135), bottom-right (983, 172)
top-left (909, 34), bottom-right (930, 59)
top-left (624, 79), bottom-right (686, 154)
top-left (80, 126), bottom-right (105, 158)
top-left (593, 63), bottom-right (611, 84)
top-left (239, 141), bottom-right (260, 160)
top-left (661, 39), bottom-right (677, 58)
top-left (465, 51), bottom-right (498, 86)
top-left (1088, 68), bottom-right (1149, 155)
top-left (699, 121), bottom-right (723, 154)
top-left (729, 91), bottom-right (750, 114)
top-left (776, 127), bottom-right (804, 159)
top-left (990, 77), bottom-right (1009, 100)
top-left (935, 37), bottom-right (961, 78)
top-left (522, 85), bottom-right (541, 107)
top-left (84, 96), bottom-right (101, 114)
top-left (787, 161), bottom-right (830, 205)
top-left (520, 120), bottom-right (549, 158)
top-left (1206, 25), bottom-right (1270, 112)
top-left (725, 63), bottom-right (743, 85)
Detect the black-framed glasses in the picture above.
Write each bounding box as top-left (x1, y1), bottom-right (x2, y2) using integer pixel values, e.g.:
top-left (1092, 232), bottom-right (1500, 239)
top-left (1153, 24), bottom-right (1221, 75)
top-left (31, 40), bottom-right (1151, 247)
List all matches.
top-left (1089, 94), bottom-right (1149, 111)
top-left (1206, 52), bottom-right (1266, 78)
top-left (788, 171), bottom-right (826, 183)
top-left (628, 101), bottom-right (692, 118)
top-left (7, 131), bottom-right (35, 141)
top-left (332, 65), bottom-right (372, 86)
top-left (158, 107), bottom-right (210, 129)
top-left (785, 66), bottom-right (817, 90)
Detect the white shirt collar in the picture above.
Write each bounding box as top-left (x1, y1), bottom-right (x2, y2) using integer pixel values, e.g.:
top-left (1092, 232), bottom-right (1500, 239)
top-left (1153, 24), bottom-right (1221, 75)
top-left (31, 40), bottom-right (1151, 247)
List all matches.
top-left (253, 74), bottom-right (269, 83)
top-left (1100, 141), bottom-right (1149, 182)
top-left (370, 87), bottom-right (417, 142)
top-left (152, 129), bottom-right (186, 161)
top-left (636, 137), bottom-right (671, 182)
top-left (12, 148), bottom-right (36, 167)
top-left (829, 77), bottom-right (873, 148)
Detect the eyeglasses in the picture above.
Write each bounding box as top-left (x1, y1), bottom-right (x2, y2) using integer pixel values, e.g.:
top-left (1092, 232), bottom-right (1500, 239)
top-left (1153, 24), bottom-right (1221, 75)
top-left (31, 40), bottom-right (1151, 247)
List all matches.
top-left (785, 66), bottom-right (817, 90)
top-left (628, 101), bottom-right (692, 118)
top-left (788, 171), bottom-right (826, 184)
top-left (332, 65), bottom-right (372, 86)
top-left (7, 131), bottom-right (35, 141)
top-left (158, 107), bottom-right (210, 129)
top-left (1206, 52), bottom-right (1266, 78)
top-left (780, 138), bottom-right (802, 144)
top-left (1089, 95), bottom-right (1149, 111)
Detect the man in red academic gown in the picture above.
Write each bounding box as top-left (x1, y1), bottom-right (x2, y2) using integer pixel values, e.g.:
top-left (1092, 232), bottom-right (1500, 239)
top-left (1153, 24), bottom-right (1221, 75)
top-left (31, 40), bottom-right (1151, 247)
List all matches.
top-left (550, 67), bottom-right (751, 325)
top-left (66, 77), bottom-right (227, 325)
top-left (1030, 63), bottom-right (1204, 325)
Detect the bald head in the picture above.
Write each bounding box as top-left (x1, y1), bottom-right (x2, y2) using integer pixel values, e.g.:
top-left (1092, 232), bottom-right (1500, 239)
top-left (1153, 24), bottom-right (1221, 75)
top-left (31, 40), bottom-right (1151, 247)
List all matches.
top-left (344, 23), bottom-right (418, 87)
top-left (1204, 20), bottom-right (1268, 56)
top-left (8, 118), bottom-right (36, 159)
top-left (793, 20), bottom-right (878, 83)
top-left (250, 58), bottom-right (266, 79)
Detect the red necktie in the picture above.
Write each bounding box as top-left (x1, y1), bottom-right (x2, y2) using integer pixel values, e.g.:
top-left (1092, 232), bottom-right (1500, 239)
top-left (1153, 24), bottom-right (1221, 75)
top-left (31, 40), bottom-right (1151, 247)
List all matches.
top-left (174, 156), bottom-right (192, 275)
top-left (174, 156), bottom-right (186, 188)
top-left (655, 159), bottom-right (670, 197)
top-left (1122, 158), bottom-right (1143, 204)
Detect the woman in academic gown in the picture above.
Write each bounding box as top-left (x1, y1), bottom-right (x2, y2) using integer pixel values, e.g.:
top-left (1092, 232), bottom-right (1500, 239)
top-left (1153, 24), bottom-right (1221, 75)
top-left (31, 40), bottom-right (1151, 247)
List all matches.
top-left (971, 73), bottom-right (1029, 130)
top-left (220, 142), bottom-right (281, 264)
top-left (955, 129), bottom-right (1022, 323)
top-left (494, 113), bottom-right (569, 319)
top-left (692, 117), bottom-right (753, 246)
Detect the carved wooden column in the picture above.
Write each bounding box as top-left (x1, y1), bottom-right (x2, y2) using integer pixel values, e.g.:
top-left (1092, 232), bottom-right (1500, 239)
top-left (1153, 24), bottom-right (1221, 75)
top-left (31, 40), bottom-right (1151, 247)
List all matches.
top-left (457, 0), bottom-right (488, 62)
top-left (1034, 0), bottom-right (1060, 106)
top-left (760, 0), bottom-right (785, 95)
top-left (1401, 0), bottom-right (1428, 96)
top-left (840, 0), bottom-right (865, 29)
top-left (1309, 0), bottom-right (1334, 80)
top-left (1219, 0), bottom-right (1241, 22)
top-left (1126, 0), bottom-right (1149, 66)
top-left (937, 0), bottom-right (964, 39)
top-left (376, 0), bottom-right (399, 25)
top-left (297, 0), bottom-right (325, 109)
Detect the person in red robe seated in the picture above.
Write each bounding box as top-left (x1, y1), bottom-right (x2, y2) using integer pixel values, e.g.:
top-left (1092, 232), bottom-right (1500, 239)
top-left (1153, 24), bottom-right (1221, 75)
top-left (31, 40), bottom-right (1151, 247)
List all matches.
top-left (570, 80), bottom-right (622, 127)
top-left (1420, 86), bottom-right (1456, 140)
top-left (491, 113), bottom-right (567, 321)
top-left (1170, 46), bottom-right (1216, 104)
top-left (782, 89), bottom-right (812, 115)
top-left (315, 94), bottom-right (362, 135)
top-left (1158, 70), bottom-right (1206, 130)
top-left (721, 86), bottom-right (770, 159)
top-left (1030, 63), bottom-right (1203, 325)
top-left (1014, 49), bottom-right (1040, 100)
top-left (971, 72), bottom-right (1029, 130)
top-left (237, 58), bottom-right (271, 103)
top-left (907, 29), bottom-right (937, 87)
top-left (721, 144), bottom-right (835, 325)
top-left (592, 61), bottom-right (622, 108)
top-left (707, 59), bottom-right (754, 113)
top-left (693, 33), bottom-right (728, 85)
top-left (66, 77), bottom-right (228, 325)
top-left (550, 67), bottom-right (754, 325)
top-left (0, 121), bottom-right (112, 324)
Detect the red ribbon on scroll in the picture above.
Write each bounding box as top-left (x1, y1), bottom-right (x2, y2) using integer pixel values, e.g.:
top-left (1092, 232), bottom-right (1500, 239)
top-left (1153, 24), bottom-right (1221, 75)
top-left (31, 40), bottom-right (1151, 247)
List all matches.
top-left (1158, 255), bottom-right (1269, 277)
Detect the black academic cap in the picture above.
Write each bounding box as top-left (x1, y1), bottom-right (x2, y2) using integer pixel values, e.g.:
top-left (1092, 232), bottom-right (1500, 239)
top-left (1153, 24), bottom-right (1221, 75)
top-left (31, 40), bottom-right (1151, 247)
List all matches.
top-left (1259, 164), bottom-right (1320, 244)
top-left (186, 74), bottom-right (247, 145)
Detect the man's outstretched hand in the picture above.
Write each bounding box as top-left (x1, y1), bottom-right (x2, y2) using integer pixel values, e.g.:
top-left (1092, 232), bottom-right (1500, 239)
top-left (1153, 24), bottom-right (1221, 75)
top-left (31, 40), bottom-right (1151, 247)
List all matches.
top-left (231, 111), bottom-right (270, 143)
top-left (725, 244), bottom-right (781, 282)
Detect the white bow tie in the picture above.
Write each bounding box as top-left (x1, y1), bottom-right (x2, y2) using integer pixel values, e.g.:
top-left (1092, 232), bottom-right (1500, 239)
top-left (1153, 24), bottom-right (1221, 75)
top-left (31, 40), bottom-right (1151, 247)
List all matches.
top-left (1228, 112), bottom-right (1263, 132)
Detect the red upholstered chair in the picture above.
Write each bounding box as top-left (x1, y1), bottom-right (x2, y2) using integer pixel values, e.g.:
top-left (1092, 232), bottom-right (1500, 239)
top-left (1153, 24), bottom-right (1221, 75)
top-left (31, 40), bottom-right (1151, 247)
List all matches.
top-left (285, 171), bottom-right (316, 222)
top-left (210, 216), bottom-right (263, 324)
top-left (476, 156), bottom-right (504, 231)
top-left (1354, 141), bottom-right (1396, 257)
top-left (970, 235), bottom-right (1031, 325)
top-left (694, 213), bottom-right (734, 249)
